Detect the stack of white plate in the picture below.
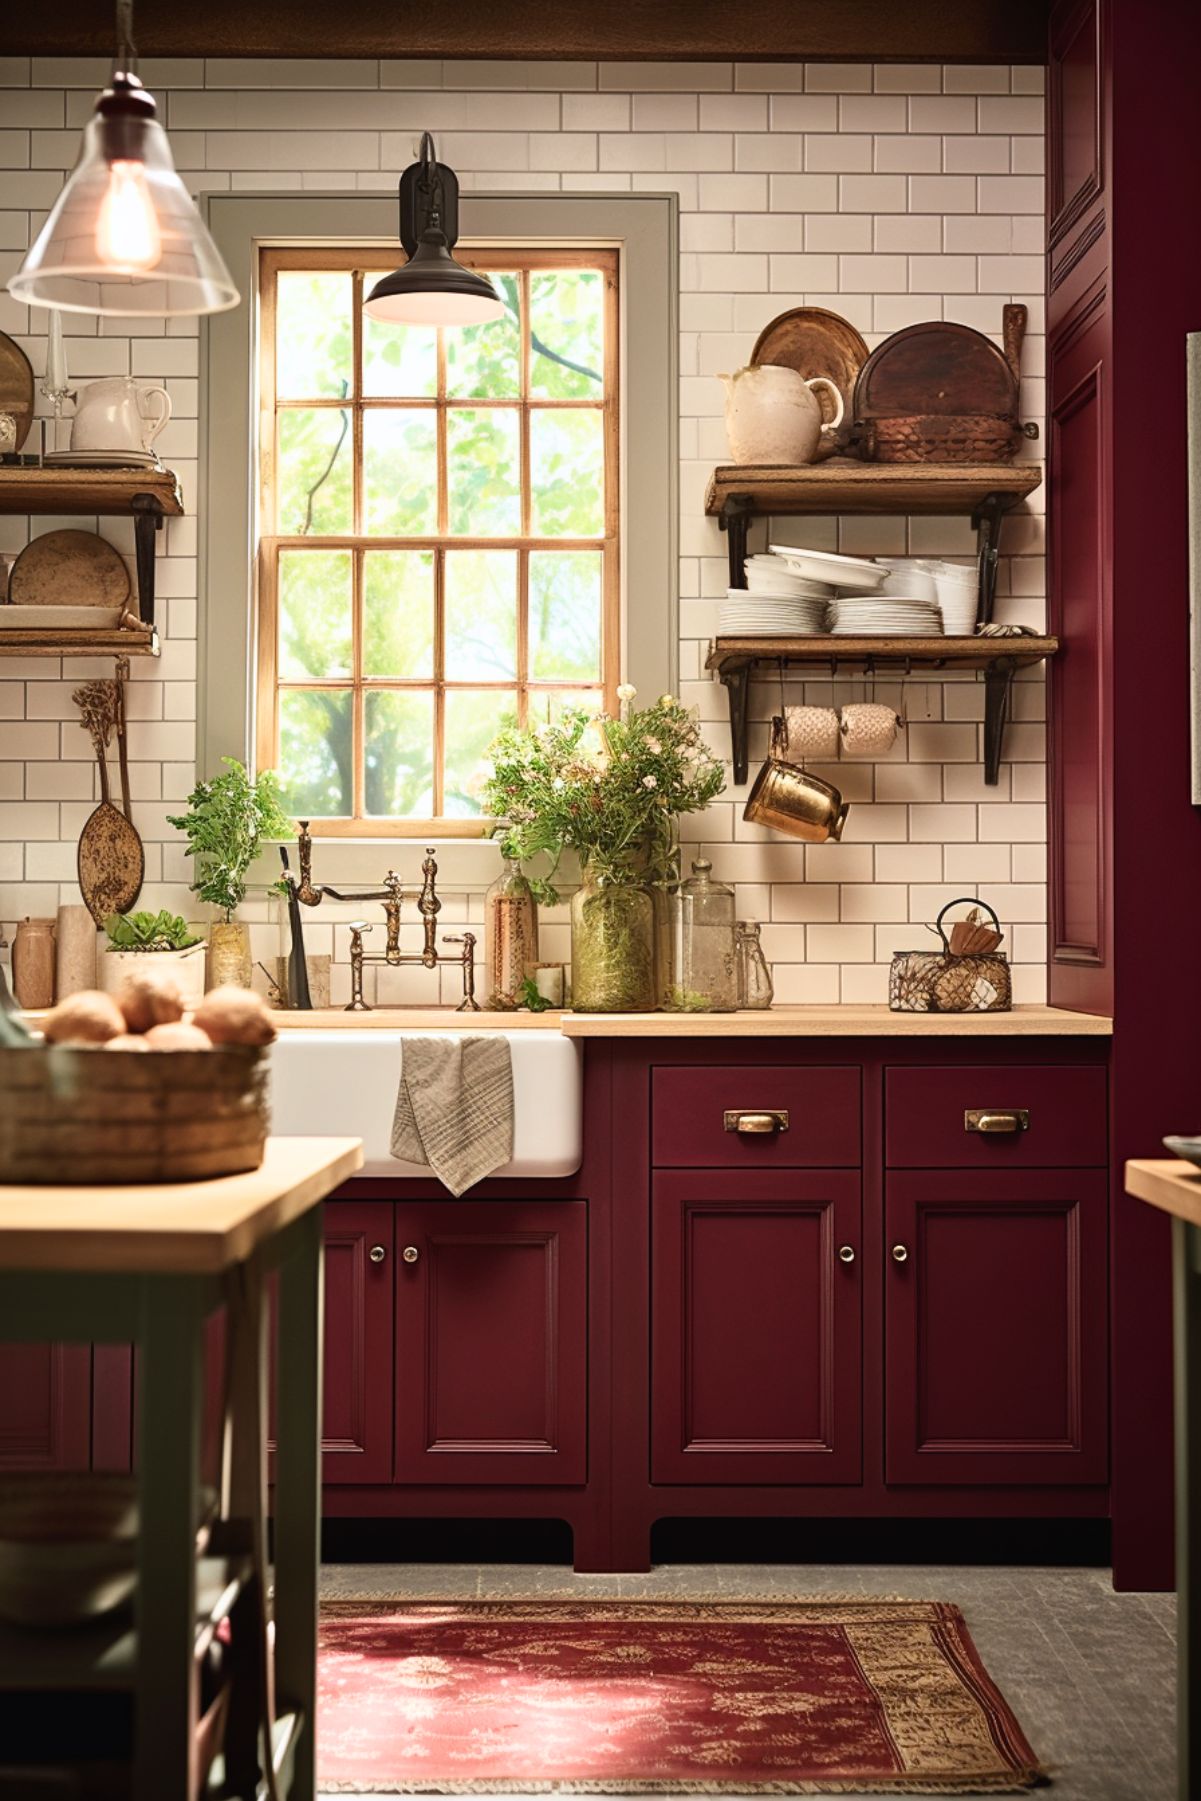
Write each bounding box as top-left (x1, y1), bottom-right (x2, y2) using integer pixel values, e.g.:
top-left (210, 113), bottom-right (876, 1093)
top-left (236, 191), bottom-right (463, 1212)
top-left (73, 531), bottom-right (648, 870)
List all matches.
top-left (827, 594), bottom-right (943, 636)
top-left (768, 544), bottom-right (889, 591)
top-left (720, 588), bottom-right (829, 635)
top-left (743, 554), bottom-right (833, 602)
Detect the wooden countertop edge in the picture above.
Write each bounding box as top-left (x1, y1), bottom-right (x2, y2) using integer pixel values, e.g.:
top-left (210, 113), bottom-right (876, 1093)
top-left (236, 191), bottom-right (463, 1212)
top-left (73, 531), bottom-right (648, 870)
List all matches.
top-left (0, 1136), bottom-right (364, 1274)
top-left (264, 1004), bottom-right (1111, 1038)
top-left (1124, 1158), bottom-right (1201, 1227)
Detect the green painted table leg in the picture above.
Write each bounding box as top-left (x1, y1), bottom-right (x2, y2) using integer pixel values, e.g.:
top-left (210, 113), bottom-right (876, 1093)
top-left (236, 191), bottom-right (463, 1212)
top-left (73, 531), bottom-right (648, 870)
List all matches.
top-left (1173, 1219), bottom-right (1201, 1801)
top-left (134, 1275), bottom-right (203, 1801)
top-left (273, 1203), bottom-right (325, 1799)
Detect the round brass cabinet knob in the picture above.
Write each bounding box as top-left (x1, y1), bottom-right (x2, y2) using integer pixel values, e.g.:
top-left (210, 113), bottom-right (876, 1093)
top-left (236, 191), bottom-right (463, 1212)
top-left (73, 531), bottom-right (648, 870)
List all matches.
top-left (837, 1245), bottom-right (856, 1264)
top-left (891, 1244), bottom-right (910, 1264)
top-left (368, 1245), bottom-right (387, 1264)
top-left (402, 1245), bottom-right (421, 1265)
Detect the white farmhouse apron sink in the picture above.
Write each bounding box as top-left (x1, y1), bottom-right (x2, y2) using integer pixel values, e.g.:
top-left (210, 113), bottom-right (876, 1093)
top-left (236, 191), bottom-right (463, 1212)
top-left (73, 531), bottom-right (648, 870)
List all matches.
top-left (267, 1030), bottom-right (583, 1178)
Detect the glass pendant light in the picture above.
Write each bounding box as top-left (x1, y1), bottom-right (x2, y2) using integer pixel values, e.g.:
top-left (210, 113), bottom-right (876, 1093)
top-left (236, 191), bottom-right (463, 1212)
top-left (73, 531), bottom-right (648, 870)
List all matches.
top-left (7, 0), bottom-right (238, 318)
top-left (364, 133), bottom-right (503, 327)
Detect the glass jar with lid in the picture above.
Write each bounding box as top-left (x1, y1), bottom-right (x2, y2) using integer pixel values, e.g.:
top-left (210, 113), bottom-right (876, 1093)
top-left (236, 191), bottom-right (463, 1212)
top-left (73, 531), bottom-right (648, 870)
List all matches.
top-left (735, 919), bottom-right (774, 1010)
top-left (484, 856), bottom-right (539, 1009)
top-left (662, 856), bottom-right (737, 1012)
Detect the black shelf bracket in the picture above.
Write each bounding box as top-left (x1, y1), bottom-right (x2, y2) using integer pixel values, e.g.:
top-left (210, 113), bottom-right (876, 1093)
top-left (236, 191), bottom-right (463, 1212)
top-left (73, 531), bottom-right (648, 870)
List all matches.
top-left (982, 660), bottom-right (1017, 785)
top-left (130, 492), bottom-right (165, 628)
top-left (718, 494), bottom-right (754, 590)
top-left (718, 660), bottom-right (753, 785)
top-left (971, 491), bottom-right (1008, 626)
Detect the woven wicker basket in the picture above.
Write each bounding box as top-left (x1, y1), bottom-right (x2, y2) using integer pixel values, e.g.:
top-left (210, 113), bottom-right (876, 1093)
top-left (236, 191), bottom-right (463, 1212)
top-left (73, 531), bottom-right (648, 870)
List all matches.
top-left (0, 1045), bottom-right (269, 1184)
top-left (870, 415), bottom-right (1021, 464)
top-left (889, 897), bottom-right (1011, 1014)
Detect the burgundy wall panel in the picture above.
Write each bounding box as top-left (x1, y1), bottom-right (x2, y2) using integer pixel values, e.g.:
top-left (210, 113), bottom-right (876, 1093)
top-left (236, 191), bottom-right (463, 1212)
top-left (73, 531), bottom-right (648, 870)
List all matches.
top-left (394, 1200), bottom-right (587, 1485)
top-left (885, 1169), bottom-right (1109, 1485)
top-left (651, 1169), bottom-right (861, 1485)
top-left (0, 1343), bottom-right (91, 1472)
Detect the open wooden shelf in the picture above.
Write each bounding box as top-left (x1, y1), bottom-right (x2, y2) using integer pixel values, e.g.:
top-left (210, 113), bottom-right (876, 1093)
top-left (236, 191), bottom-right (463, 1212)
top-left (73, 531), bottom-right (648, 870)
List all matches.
top-left (0, 623), bottom-right (159, 658)
top-left (705, 459), bottom-right (1042, 519)
top-left (0, 465), bottom-right (183, 517)
top-left (708, 632), bottom-right (1059, 787)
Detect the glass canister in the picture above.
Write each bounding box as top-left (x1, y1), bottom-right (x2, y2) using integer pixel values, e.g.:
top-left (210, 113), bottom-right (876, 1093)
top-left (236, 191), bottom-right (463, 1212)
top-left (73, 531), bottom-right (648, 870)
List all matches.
top-left (735, 919), bottom-right (774, 1010)
top-left (484, 857), bottom-right (539, 1009)
top-left (662, 857), bottom-right (737, 1012)
top-left (570, 865), bottom-right (656, 1013)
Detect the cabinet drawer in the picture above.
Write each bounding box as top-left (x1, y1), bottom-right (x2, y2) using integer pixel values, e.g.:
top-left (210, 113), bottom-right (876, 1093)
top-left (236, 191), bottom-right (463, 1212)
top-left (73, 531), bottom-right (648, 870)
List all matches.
top-left (885, 1065), bottom-right (1107, 1168)
top-left (653, 1066), bottom-right (860, 1167)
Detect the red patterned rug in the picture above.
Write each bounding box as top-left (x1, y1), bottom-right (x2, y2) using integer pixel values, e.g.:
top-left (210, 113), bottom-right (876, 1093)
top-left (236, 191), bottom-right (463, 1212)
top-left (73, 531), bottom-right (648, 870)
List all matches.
top-left (317, 1598), bottom-right (1044, 1794)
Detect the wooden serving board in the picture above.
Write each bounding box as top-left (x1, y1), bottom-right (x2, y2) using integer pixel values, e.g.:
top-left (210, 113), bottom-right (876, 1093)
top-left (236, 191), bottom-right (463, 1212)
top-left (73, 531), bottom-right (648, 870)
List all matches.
top-left (9, 530), bottom-right (131, 609)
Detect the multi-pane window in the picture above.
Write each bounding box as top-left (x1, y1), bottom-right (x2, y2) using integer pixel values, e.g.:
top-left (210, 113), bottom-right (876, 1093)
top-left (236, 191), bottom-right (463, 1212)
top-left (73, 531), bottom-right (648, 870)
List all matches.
top-left (256, 247), bottom-right (620, 834)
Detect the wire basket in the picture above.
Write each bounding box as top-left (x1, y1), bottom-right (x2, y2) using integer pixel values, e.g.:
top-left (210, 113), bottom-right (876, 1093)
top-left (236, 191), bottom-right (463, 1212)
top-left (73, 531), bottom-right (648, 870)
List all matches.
top-left (889, 897), bottom-right (1011, 1013)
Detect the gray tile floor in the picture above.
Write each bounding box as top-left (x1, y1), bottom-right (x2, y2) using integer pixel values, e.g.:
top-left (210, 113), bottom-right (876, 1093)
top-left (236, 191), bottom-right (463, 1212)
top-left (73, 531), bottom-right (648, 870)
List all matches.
top-left (318, 1562), bottom-right (1177, 1800)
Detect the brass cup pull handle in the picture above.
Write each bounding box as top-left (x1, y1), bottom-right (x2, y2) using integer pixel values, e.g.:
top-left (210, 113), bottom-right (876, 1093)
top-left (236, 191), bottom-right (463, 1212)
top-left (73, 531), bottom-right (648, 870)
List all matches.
top-left (891, 1243), bottom-right (909, 1264)
top-left (402, 1245), bottom-right (420, 1265)
top-left (369, 1244), bottom-right (387, 1264)
top-left (965, 1108), bottom-right (1029, 1135)
top-left (837, 1245), bottom-right (856, 1264)
top-left (724, 1109), bottom-right (789, 1135)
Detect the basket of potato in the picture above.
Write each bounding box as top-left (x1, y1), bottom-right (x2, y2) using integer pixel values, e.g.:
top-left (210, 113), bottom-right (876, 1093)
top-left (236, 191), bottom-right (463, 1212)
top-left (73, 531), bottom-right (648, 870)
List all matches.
top-left (0, 976), bottom-right (277, 1184)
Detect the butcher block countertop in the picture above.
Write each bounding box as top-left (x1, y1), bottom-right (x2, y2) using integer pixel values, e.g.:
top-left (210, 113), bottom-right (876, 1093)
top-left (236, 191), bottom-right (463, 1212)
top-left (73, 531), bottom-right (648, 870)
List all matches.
top-left (0, 1135), bottom-right (363, 1273)
top-left (267, 1004), bottom-right (1111, 1037)
top-left (1125, 1158), bottom-right (1201, 1228)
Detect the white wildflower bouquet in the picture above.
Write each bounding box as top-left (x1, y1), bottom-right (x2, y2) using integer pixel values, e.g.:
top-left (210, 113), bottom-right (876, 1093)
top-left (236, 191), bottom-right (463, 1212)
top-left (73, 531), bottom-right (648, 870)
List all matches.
top-left (482, 686), bottom-right (725, 902)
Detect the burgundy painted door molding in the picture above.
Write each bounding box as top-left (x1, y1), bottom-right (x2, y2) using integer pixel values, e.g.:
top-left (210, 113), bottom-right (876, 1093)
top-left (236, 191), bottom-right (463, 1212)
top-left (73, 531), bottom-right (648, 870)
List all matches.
top-left (651, 1169), bottom-right (862, 1485)
top-left (394, 1200), bottom-right (587, 1485)
top-left (885, 1168), bottom-right (1108, 1485)
top-left (0, 1343), bottom-right (91, 1472)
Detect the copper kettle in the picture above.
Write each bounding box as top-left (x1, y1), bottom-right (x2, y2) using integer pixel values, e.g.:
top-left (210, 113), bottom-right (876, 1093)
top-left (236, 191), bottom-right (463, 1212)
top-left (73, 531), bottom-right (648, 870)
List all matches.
top-left (743, 718), bottom-right (849, 843)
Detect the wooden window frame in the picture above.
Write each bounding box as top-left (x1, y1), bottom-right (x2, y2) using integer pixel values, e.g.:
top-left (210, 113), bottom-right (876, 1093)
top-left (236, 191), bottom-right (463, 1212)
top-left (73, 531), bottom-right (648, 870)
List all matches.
top-left (255, 244), bottom-right (620, 838)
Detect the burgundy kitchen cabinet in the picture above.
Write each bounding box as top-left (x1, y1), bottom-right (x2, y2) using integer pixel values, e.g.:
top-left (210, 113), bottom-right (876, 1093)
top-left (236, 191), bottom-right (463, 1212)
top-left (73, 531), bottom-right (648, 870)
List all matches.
top-left (0, 1342), bottom-right (91, 1472)
top-left (651, 1169), bottom-right (862, 1485)
top-left (885, 1168), bottom-right (1108, 1485)
top-left (393, 1199), bottom-right (587, 1486)
top-left (312, 1201), bottom-right (395, 1485)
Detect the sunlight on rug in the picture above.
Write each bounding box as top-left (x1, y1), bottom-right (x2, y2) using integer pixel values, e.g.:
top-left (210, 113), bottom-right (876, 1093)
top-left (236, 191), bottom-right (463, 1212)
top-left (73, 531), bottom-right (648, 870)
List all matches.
top-left (317, 1598), bottom-right (1044, 1795)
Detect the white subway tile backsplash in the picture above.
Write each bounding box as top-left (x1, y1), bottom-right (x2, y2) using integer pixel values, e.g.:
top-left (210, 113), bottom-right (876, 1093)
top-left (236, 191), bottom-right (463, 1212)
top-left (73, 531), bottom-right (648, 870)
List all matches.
top-left (0, 54), bottom-right (1046, 998)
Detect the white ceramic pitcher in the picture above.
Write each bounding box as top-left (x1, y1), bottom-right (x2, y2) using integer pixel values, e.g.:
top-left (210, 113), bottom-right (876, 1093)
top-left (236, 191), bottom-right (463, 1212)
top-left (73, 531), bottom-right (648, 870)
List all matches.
top-left (718, 365), bottom-right (844, 466)
top-left (71, 377), bottom-right (171, 455)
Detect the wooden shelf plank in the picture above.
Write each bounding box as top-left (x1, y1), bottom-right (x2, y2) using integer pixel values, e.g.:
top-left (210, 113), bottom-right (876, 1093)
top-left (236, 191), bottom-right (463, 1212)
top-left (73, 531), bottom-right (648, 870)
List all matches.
top-left (0, 625), bottom-right (160, 658)
top-left (705, 460), bottom-right (1042, 517)
top-left (706, 633), bottom-right (1058, 672)
top-left (0, 466), bottom-right (183, 517)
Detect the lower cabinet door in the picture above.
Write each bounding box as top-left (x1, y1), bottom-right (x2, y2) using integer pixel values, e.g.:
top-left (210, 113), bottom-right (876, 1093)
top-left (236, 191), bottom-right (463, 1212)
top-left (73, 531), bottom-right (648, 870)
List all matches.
top-left (885, 1169), bottom-right (1108, 1485)
top-left (394, 1200), bottom-right (587, 1485)
top-left (270, 1201), bottom-right (395, 1485)
top-left (652, 1170), bottom-right (862, 1485)
top-left (0, 1343), bottom-right (91, 1472)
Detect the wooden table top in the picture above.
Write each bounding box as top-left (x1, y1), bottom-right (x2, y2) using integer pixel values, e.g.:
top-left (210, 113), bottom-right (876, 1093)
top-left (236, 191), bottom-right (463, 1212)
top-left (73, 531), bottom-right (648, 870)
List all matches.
top-left (0, 1136), bottom-right (363, 1274)
top-left (1125, 1158), bottom-right (1201, 1228)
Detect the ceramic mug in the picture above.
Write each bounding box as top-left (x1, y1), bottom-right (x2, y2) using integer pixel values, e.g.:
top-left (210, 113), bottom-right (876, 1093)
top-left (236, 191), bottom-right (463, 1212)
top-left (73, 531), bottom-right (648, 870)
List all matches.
top-left (840, 702), bottom-right (900, 757)
top-left (782, 704), bottom-right (840, 761)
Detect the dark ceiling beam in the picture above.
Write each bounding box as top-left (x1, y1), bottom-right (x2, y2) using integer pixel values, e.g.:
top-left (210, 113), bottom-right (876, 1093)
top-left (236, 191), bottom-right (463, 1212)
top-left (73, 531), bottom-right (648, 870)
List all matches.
top-left (2, 0), bottom-right (1048, 64)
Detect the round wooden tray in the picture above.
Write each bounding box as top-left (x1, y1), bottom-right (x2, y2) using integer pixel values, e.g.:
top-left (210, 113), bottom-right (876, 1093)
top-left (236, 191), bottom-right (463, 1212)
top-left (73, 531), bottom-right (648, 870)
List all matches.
top-left (0, 1045), bottom-right (269, 1184)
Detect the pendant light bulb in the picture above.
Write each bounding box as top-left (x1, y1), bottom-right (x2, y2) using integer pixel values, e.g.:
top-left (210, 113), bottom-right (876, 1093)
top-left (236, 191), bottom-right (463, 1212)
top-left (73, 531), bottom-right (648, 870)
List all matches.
top-left (95, 159), bottom-right (162, 272)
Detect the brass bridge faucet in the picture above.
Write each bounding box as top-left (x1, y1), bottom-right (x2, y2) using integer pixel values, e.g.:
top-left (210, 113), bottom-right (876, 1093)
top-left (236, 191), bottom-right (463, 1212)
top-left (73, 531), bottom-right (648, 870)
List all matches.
top-left (294, 821), bottom-right (479, 1013)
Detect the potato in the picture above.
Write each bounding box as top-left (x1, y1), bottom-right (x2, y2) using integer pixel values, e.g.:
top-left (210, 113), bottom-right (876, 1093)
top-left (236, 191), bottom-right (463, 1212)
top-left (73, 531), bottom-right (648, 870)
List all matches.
top-left (105, 1033), bottom-right (151, 1053)
top-left (42, 991), bottom-right (125, 1045)
top-left (144, 1021), bottom-right (213, 1051)
top-left (192, 986), bottom-right (277, 1048)
top-left (115, 965), bottom-right (185, 1034)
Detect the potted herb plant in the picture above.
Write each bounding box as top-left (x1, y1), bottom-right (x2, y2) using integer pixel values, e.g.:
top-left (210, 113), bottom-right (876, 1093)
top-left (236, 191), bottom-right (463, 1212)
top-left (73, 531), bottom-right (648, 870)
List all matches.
top-left (482, 688), bottom-right (725, 1012)
top-left (101, 909), bottom-right (206, 1008)
top-left (167, 759), bottom-right (293, 989)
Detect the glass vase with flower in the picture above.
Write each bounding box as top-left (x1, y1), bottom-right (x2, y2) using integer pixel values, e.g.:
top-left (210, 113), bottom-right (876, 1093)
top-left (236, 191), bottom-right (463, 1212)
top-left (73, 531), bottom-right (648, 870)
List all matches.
top-left (482, 686), bottom-right (726, 1013)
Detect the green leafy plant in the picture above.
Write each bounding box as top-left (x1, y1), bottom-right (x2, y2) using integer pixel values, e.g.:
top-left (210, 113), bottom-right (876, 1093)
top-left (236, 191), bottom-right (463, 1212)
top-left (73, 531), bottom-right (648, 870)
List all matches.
top-left (167, 759), bottom-right (294, 922)
top-left (518, 974), bottom-right (553, 1013)
top-left (481, 688), bottom-right (726, 902)
top-left (104, 910), bottom-right (201, 953)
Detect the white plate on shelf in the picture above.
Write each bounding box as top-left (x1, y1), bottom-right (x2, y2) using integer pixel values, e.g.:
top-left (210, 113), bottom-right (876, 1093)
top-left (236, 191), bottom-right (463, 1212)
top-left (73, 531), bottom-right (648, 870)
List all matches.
top-left (43, 450), bottom-right (163, 469)
top-left (0, 605), bottom-right (125, 629)
top-left (768, 544), bottom-right (888, 590)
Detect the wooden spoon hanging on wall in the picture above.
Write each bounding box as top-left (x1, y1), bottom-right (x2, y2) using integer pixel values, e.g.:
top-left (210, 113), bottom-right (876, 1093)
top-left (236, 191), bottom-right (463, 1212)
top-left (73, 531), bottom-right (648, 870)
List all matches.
top-left (73, 671), bottom-right (144, 926)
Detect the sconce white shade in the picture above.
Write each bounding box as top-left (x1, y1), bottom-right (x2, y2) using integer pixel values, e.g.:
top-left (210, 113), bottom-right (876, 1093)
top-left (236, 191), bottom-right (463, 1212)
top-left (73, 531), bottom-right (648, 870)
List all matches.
top-left (7, 74), bottom-right (239, 318)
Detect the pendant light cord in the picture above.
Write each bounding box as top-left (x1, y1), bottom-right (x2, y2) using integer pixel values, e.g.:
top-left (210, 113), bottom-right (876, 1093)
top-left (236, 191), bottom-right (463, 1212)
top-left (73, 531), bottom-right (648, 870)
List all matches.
top-left (114, 0), bottom-right (138, 74)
